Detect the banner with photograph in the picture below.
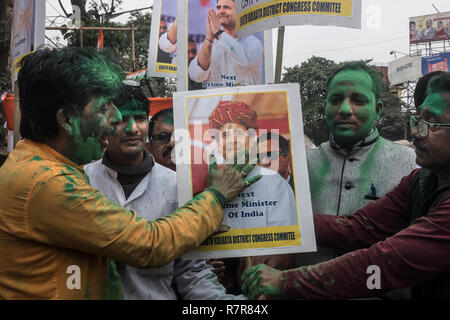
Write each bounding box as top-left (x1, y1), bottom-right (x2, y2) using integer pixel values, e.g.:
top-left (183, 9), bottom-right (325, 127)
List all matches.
top-left (10, 0), bottom-right (46, 81)
top-left (388, 55), bottom-right (422, 86)
top-left (147, 0), bottom-right (178, 78)
top-left (236, 0), bottom-right (362, 39)
top-left (410, 12), bottom-right (450, 44)
top-left (421, 52), bottom-right (450, 75)
top-left (173, 83), bottom-right (316, 259)
top-left (176, 0), bottom-right (273, 91)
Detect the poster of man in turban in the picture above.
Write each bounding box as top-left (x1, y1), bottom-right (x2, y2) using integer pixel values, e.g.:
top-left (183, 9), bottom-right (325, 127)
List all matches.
top-left (173, 84), bottom-right (316, 260)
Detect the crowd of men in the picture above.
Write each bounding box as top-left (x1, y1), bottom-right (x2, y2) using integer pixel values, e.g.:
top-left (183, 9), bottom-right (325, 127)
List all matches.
top-left (1, 0), bottom-right (450, 300)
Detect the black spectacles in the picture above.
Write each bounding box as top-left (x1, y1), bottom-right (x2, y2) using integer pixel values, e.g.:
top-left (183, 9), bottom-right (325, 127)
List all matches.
top-left (410, 115), bottom-right (450, 138)
top-left (151, 131), bottom-right (173, 144)
top-left (257, 151), bottom-right (287, 163)
top-left (188, 49), bottom-right (197, 54)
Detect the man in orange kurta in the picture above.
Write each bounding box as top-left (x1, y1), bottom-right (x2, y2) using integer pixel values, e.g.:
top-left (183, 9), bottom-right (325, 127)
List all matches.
top-left (0, 48), bottom-right (260, 299)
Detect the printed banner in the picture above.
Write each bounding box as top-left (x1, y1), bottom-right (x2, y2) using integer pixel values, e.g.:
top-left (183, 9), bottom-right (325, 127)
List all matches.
top-left (176, 0), bottom-right (273, 91)
top-left (236, 0), bottom-right (362, 39)
top-left (147, 0), bottom-right (178, 78)
top-left (421, 52), bottom-right (450, 75)
top-left (173, 83), bottom-right (316, 259)
top-left (422, 52), bottom-right (450, 75)
top-left (388, 55), bottom-right (422, 86)
top-left (10, 0), bottom-right (46, 81)
top-left (410, 12), bottom-right (450, 45)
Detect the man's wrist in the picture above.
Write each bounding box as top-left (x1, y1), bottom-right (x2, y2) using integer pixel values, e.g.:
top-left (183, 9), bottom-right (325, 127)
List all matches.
top-left (214, 30), bottom-right (224, 40)
top-left (205, 187), bottom-right (227, 207)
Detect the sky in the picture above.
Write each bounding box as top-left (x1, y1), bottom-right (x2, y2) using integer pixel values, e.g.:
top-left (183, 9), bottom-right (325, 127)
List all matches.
top-left (46, 0), bottom-right (450, 69)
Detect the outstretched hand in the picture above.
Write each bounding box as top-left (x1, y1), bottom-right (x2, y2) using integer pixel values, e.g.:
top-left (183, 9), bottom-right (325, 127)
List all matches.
top-left (241, 264), bottom-right (284, 300)
top-left (206, 153), bottom-right (262, 202)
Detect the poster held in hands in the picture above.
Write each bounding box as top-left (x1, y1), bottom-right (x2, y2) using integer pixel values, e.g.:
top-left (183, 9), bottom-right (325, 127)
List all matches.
top-left (173, 83), bottom-right (316, 259)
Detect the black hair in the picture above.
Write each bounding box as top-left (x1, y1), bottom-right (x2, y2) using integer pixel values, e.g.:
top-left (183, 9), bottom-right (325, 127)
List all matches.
top-left (257, 132), bottom-right (290, 155)
top-left (18, 47), bottom-right (124, 142)
top-left (112, 82), bottom-right (148, 115)
top-left (414, 71), bottom-right (448, 108)
top-left (148, 108), bottom-right (174, 139)
top-left (327, 61), bottom-right (382, 100)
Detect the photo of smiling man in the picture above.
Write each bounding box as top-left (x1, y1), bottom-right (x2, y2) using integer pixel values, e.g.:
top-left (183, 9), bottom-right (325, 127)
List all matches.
top-left (177, 0), bottom-right (272, 91)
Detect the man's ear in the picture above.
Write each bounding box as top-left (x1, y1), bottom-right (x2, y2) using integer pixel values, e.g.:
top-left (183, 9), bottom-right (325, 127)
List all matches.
top-left (56, 109), bottom-right (72, 135)
top-left (375, 100), bottom-right (384, 120)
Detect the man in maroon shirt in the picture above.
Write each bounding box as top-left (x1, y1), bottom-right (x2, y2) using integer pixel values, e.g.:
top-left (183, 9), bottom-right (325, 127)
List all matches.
top-left (241, 71), bottom-right (450, 300)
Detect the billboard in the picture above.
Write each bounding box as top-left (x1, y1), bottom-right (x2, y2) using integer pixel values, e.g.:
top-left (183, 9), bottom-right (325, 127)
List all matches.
top-left (147, 0), bottom-right (178, 78)
top-left (236, 0), bottom-right (362, 39)
top-left (173, 83), bottom-right (316, 259)
top-left (421, 52), bottom-right (450, 75)
top-left (388, 55), bottom-right (422, 86)
top-left (410, 12), bottom-right (450, 44)
top-left (10, 0), bottom-right (46, 81)
top-left (176, 0), bottom-right (273, 91)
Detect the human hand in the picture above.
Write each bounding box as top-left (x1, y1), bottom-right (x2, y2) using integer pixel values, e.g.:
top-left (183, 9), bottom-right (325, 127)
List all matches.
top-left (209, 259), bottom-right (226, 282)
top-left (205, 9), bottom-right (214, 41)
top-left (208, 8), bottom-right (222, 35)
top-left (241, 264), bottom-right (284, 300)
top-left (167, 20), bottom-right (177, 44)
top-left (206, 153), bottom-right (262, 202)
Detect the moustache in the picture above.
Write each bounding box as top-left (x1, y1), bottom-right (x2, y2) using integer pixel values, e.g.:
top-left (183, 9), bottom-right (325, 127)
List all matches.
top-left (121, 135), bottom-right (143, 143)
top-left (163, 146), bottom-right (173, 157)
top-left (413, 138), bottom-right (427, 151)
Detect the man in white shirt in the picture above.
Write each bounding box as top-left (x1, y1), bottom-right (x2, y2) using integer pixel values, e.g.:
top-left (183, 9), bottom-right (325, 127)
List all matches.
top-left (85, 80), bottom-right (244, 300)
top-left (188, 0), bottom-right (264, 89)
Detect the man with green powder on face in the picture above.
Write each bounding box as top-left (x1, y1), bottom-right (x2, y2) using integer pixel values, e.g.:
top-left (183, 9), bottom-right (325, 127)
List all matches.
top-left (241, 71), bottom-right (450, 299)
top-left (298, 61), bottom-right (416, 299)
top-left (85, 80), bottom-right (243, 299)
top-left (0, 47), bottom-right (261, 299)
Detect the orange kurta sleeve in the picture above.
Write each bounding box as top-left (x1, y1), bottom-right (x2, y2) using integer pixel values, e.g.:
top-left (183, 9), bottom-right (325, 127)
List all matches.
top-left (26, 168), bottom-right (223, 268)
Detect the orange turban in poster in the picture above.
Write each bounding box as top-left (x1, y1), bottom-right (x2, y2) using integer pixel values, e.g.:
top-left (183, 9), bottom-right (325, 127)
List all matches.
top-left (208, 101), bottom-right (258, 130)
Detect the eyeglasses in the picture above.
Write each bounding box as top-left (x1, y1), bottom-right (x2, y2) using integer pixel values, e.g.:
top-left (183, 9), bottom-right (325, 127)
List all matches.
top-left (188, 49), bottom-right (197, 55)
top-left (257, 151), bottom-right (287, 164)
top-left (410, 115), bottom-right (450, 138)
top-left (151, 131), bottom-right (173, 144)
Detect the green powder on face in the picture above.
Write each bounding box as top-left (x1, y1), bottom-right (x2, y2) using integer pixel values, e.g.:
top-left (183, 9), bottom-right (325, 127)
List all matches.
top-left (326, 69), bottom-right (379, 142)
top-left (163, 116), bottom-right (174, 125)
top-left (66, 116), bottom-right (104, 164)
top-left (419, 92), bottom-right (447, 117)
top-left (125, 118), bottom-right (135, 132)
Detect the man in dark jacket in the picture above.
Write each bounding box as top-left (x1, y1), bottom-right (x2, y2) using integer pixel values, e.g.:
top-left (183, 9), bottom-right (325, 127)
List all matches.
top-left (242, 71), bottom-right (450, 300)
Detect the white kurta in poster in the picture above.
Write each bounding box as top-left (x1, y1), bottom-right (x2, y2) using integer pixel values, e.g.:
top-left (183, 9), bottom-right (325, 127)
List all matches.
top-left (173, 84), bottom-right (316, 259)
top-left (147, 0), bottom-right (178, 78)
top-left (176, 0), bottom-right (273, 91)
